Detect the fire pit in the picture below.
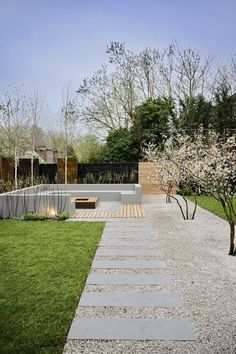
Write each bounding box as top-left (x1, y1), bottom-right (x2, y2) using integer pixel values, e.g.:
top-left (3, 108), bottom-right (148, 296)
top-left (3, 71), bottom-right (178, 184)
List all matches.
top-left (75, 197), bottom-right (99, 209)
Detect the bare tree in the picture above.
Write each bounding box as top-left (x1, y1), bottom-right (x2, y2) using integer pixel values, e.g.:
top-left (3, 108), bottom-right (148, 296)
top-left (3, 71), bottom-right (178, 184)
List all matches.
top-left (27, 92), bottom-right (44, 186)
top-left (60, 83), bottom-right (78, 184)
top-left (77, 42), bottom-right (163, 134)
top-left (77, 42), bottom-right (215, 135)
top-left (0, 87), bottom-right (29, 189)
top-left (173, 43), bottom-right (213, 102)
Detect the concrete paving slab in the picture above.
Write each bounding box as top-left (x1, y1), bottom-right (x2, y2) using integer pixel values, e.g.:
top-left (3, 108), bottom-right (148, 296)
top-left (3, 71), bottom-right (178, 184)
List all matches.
top-left (101, 235), bottom-right (156, 241)
top-left (96, 248), bottom-right (160, 256)
top-left (92, 259), bottom-right (167, 269)
top-left (86, 273), bottom-right (172, 285)
top-left (67, 318), bottom-right (197, 340)
top-left (99, 240), bottom-right (158, 247)
top-left (79, 292), bottom-right (182, 307)
top-left (104, 226), bottom-right (154, 231)
top-left (101, 234), bottom-right (156, 239)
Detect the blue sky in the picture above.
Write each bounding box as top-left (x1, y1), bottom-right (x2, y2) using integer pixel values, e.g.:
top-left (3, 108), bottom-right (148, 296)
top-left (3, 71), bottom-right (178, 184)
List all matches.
top-left (1, 0), bottom-right (236, 120)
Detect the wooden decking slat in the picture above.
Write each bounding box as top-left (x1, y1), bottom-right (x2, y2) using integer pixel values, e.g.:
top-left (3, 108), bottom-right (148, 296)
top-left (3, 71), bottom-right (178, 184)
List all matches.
top-left (134, 204), bottom-right (139, 218)
top-left (73, 204), bottom-right (144, 219)
top-left (127, 204), bottom-right (130, 218)
top-left (136, 204), bottom-right (142, 218)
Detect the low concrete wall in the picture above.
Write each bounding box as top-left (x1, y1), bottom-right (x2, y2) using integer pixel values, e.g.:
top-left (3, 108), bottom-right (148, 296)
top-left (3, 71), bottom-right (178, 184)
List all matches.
top-left (0, 192), bottom-right (70, 219)
top-left (56, 184), bottom-right (137, 191)
top-left (53, 184), bottom-right (142, 203)
top-left (0, 184), bottom-right (142, 219)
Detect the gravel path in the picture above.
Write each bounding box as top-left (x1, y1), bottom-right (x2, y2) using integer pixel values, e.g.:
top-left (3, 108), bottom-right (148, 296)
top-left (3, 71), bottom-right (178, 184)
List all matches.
top-left (64, 195), bottom-right (236, 354)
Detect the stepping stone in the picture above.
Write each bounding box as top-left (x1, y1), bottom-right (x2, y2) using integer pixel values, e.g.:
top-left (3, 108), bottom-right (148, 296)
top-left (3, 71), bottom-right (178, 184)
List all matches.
top-left (92, 259), bottom-right (167, 269)
top-left (99, 240), bottom-right (158, 247)
top-left (68, 318), bottom-right (197, 340)
top-left (105, 227), bottom-right (154, 232)
top-left (102, 229), bottom-right (155, 234)
top-left (79, 292), bottom-right (182, 307)
top-left (101, 235), bottom-right (156, 241)
top-left (96, 248), bottom-right (160, 256)
top-left (86, 273), bottom-right (172, 285)
top-left (102, 228), bottom-right (155, 233)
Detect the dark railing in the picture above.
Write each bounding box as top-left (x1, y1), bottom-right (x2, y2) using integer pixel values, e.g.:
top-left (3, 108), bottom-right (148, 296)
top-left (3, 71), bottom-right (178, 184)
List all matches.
top-left (78, 163), bottom-right (138, 184)
top-left (39, 164), bottom-right (57, 183)
top-left (1, 158), bottom-right (139, 186)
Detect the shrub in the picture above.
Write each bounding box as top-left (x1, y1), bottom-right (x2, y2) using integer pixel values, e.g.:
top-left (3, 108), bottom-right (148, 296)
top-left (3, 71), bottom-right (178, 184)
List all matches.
top-left (177, 186), bottom-right (193, 196)
top-left (57, 211), bottom-right (69, 221)
top-left (23, 212), bottom-right (48, 221)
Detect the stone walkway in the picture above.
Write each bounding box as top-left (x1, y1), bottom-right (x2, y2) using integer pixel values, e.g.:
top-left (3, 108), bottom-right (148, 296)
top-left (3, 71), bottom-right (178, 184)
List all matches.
top-left (64, 216), bottom-right (196, 352)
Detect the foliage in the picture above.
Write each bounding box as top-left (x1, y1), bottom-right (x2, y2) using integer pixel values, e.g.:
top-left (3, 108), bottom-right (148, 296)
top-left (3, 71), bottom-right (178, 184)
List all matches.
top-left (23, 211), bottom-right (48, 221)
top-left (0, 87), bottom-right (30, 189)
top-left (77, 134), bottom-right (103, 162)
top-left (177, 185), bottom-right (194, 196)
top-left (57, 211), bottom-right (69, 220)
top-left (23, 211), bottom-right (69, 221)
top-left (76, 41), bottom-right (216, 136)
top-left (0, 176), bottom-right (50, 194)
top-left (101, 128), bottom-right (140, 162)
top-left (178, 95), bottom-right (214, 131)
top-left (213, 85), bottom-right (236, 135)
top-left (76, 42), bottom-right (161, 134)
top-left (133, 97), bottom-right (176, 149)
top-left (0, 220), bottom-right (104, 353)
top-left (80, 169), bottom-right (138, 184)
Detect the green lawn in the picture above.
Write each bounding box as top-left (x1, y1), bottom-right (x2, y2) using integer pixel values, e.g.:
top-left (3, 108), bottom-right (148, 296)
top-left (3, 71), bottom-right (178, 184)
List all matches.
top-left (187, 195), bottom-right (236, 220)
top-left (0, 220), bottom-right (104, 354)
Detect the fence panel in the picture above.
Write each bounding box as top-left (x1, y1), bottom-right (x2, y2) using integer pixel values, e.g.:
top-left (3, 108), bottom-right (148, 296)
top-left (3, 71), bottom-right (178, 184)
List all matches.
top-left (39, 164), bottom-right (57, 183)
top-left (18, 159), bottom-right (39, 179)
top-left (78, 163), bottom-right (138, 184)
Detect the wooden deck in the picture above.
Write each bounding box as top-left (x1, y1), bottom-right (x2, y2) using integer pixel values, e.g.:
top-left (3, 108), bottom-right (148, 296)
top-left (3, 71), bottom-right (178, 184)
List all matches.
top-left (72, 204), bottom-right (145, 218)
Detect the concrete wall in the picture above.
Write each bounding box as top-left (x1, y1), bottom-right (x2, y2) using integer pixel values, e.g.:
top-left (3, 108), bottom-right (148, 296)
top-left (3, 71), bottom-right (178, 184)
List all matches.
top-left (55, 184), bottom-right (142, 203)
top-left (0, 183), bottom-right (142, 219)
top-left (0, 191), bottom-right (69, 219)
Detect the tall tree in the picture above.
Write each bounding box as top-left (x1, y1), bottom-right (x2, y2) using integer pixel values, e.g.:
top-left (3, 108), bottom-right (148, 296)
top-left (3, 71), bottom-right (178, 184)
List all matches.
top-left (133, 97), bottom-right (176, 151)
top-left (77, 42), bottom-right (161, 134)
top-left (178, 95), bottom-right (213, 132)
top-left (77, 134), bottom-right (103, 163)
top-left (101, 128), bottom-right (139, 162)
top-left (60, 84), bottom-right (78, 184)
top-left (0, 87), bottom-right (29, 189)
top-left (212, 66), bottom-right (236, 135)
top-left (27, 92), bottom-right (44, 185)
top-left (77, 42), bottom-right (215, 136)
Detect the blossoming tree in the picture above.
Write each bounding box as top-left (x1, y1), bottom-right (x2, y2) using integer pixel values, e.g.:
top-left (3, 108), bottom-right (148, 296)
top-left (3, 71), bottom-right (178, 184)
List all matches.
top-left (183, 133), bottom-right (236, 255)
top-left (144, 134), bottom-right (198, 220)
top-left (146, 130), bottom-right (236, 255)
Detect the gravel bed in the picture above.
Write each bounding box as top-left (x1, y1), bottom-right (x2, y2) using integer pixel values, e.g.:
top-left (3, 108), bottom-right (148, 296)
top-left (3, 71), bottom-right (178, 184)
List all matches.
top-left (64, 195), bottom-right (236, 354)
top-left (64, 340), bottom-right (198, 354)
top-left (75, 307), bottom-right (185, 319)
top-left (90, 268), bottom-right (169, 275)
top-left (83, 284), bottom-right (175, 293)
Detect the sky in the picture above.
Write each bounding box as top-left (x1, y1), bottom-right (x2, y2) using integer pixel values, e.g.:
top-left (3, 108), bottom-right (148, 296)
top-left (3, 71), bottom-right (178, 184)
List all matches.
top-left (1, 0), bottom-right (236, 123)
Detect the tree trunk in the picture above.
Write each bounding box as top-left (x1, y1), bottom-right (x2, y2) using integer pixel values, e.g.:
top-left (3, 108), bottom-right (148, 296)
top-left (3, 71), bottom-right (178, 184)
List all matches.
top-left (14, 147), bottom-right (18, 190)
top-left (31, 155), bottom-right (34, 186)
top-left (165, 194), bottom-right (171, 203)
top-left (65, 155), bottom-right (67, 184)
top-left (229, 222), bottom-right (235, 256)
